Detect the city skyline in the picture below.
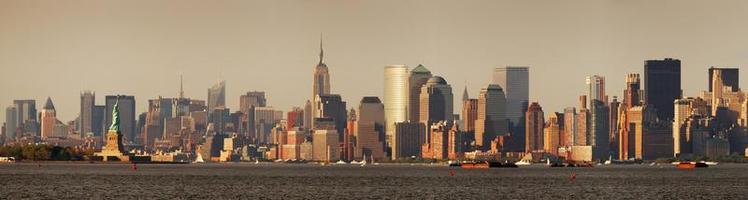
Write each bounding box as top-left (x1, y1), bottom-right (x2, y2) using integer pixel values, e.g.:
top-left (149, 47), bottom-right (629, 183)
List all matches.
top-left (2, 1), bottom-right (748, 123)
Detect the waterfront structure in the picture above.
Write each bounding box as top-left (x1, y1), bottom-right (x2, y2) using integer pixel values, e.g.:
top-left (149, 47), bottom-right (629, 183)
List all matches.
top-left (419, 76), bottom-right (454, 126)
top-left (312, 129), bottom-right (339, 162)
top-left (475, 84), bottom-right (507, 151)
top-left (408, 64), bottom-right (432, 122)
top-left (356, 97), bottom-right (385, 160)
top-left (40, 97), bottom-right (57, 138)
top-left (80, 91), bottom-right (95, 135)
top-left (525, 102), bottom-right (544, 152)
top-left (105, 95), bottom-right (135, 143)
top-left (393, 121), bottom-right (425, 159)
top-left (207, 81), bottom-right (226, 112)
top-left (492, 66), bottom-right (529, 125)
top-left (384, 65), bottom-right (410, 155)
top-left (708, 67), bottom-right (739, 92)
top-left (421, 121), bottom-right (459, 160)
top-left (644, 58), bottom-right (682, 121)
top-left (673, 97), bottom-right (708, 157)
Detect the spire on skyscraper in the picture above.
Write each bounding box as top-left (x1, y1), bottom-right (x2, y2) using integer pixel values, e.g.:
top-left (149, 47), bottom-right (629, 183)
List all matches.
top-left (43, 97), bottom-right (55, 110)
top-left (462, 83), bottom-right (469, 101)
top-left (179, 74), bottom-right (184, 99)
top-left (319, 34), bottom-right (324, 64)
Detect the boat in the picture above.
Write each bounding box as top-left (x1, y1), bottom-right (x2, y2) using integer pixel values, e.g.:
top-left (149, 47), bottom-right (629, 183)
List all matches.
top-left (192, 153), bottom-right (205, 163)
top-left (704, 161), bottom-right (718, 166)
top-left (448, 161), bottom-right (461, 167)
top-left (254, 159), bottom-right (260, 164)
top-left (461, 162), bottom-right (489, 169)
top-left (515, 160), bottom-right (531, 166)
top-left (0, 157), bottom-right (15, 163)
top-left (360, 155), bottom-right (367, 167)
top-left (335, 160), bottom-right (348, 165)
top-left (676, 162), bottom-right (695, 169)
top-left (604, 156), bottom-right (612, 165)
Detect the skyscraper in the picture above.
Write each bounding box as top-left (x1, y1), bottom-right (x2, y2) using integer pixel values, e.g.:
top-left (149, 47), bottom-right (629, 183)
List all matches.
top-left (644, 58), bottom-right (681, 121)
top-left (461, 98), bottom-right (478, 132)
top-left (563, 107), bottom-right (577, 147)
top-left (384, 65), bottom-right (410, 154)
top-left (408, 64), bottom-right (432, 122)
top-left (356, 97), bottom-right (385, 160)
top-left (525, 102), bottom-right (544, 153)
top-left (105, 95), bottom-right (136, 143)
top-left (544, 112), bottom-right (562, 155)
top-left (314, 94), bottom-right (347, 139)
top-left (80, 91), bottom-right (95, 135)
top-left (475, 84), bottom-right (507, 150)
top-left (419, 76), bottom-right (454, 129)
top-left (4, 106), bottom-right (17, 139)
top-left (623, 74), bottom-right (642, 109)
top-left (93, 105), bottom-right (106, 137)
top-left (240, 91), bottom-right (267, 137)
top-left (207, 81), bottom-right (226, 112)
top-left (492, 66), bottom-right (529, 125)
top-left (590, 99), bottom-right (610, 160)
top-left (708, 67), bottom-right (739, 92)
top-left (312, 39), bottom-right (332, 129)
top-left (393, 121), bottom-right (426, 159)
top-left (586, 75), bottom-right (606, 106)
top-left (40, 97), bottom-right (57, 138)
top-left (13, 100), bottom-right (37, 126)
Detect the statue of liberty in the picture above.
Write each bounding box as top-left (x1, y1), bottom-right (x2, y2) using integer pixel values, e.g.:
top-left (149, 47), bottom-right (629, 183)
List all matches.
top-left (109, 100), bottom-right (120, 132)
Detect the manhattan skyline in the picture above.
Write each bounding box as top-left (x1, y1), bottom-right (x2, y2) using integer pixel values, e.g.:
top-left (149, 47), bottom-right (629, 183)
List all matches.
top-left (1, 0), bottom-right (748, 123)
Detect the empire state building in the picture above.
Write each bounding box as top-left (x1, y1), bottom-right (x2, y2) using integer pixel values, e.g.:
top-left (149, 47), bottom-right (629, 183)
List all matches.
top-left (311, 38), bottom-right (331, 128)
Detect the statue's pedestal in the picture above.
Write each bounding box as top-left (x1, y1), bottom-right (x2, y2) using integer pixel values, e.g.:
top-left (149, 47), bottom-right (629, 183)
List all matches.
top-left (95, 130), bottom-right (130, 162)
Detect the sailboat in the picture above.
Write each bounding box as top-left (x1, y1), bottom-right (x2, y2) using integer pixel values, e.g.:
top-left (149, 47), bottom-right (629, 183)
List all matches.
top-left (193, 153), bottom-right (205, 163)
top-left (604, 156), bottom-right (612, 165)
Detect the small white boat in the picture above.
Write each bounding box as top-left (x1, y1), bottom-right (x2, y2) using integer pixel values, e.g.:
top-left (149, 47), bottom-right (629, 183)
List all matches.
top-left (515, 160), bottom-right (531, 166)
top-left (704, 161), bottom-right (718, 166)
top-left (335, 160), bottom-right (348, 165)
top-left (360, 155), bottom-right (367, 167)
top-left (604, 156), bottom-right (612, 165)
top-left (254, 159), bottom-right (260, 164)
top-left (193, 153), bottom-right (205, 163)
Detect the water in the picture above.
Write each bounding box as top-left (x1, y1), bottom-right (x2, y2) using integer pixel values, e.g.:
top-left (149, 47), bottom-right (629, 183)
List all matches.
top-left (1, 163), bottom-right (747, 199)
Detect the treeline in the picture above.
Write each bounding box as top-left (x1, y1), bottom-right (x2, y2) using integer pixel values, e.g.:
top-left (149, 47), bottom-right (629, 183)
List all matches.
top-left (0, 144), bottom-right (95, 161)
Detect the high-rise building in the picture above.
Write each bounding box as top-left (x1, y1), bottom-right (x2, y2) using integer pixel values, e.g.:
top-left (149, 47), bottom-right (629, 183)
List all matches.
top-left (356, 97), bottom-right (385, 160)
top-left (93, 105), bottom-right (106, 137)
top-left (207, 81), bottom-right (226, 112)
top-left (393, 121), bottom-right (425, 159)
top-left (311, 39), bottom-right (332, 128)
top-left (408, 64), bottom-right (432, 122)
top-left (608, 97), bottom-right (620, 157)
top-left (590, 100), bottom-right (610, 160)
top-left (644, 58), bottom-right (681, 121)
top-left (586, 75), bottom-right (606, 106)
top-left (314, 94), bottom-right (347, 139)
top-left (105, 95), bottom-right (136, 143)
top-left (475, 84), bottom-right (507, 151)
top-left (421, 121), bottom-right (457, 160)
top-left (4, 106), bottom-right (17, 139)
top-left (525, 102), bottom-right (544, 152)
top-left (461, 98), bottom-right (478, 133)
top-left (13, 99), bottom-right (37, 126)
top-left (312, 129), bottom-right (339, 162)
top-left (384, 65), bottom-right (410, 153)
top-left (708, 67), bottom-right (739, 92)
top-left (303, 100), bottom-right (312, 130)
top-left (673, 97), bottom-right (708, 157)
top-left (286, 107), bottom-right (304, 129)
top-left (623, 74), bottom-right (642, 108)
top-left (492, 66), bottom-right (529, 125)
top-left (240, 91), bottom-right (267, 111)
top-left (240, 91), bottom-right (267, 138)
top-left (419, 76), bottom-right (454, 131)
top-left (40, 97), bottom-right (57, 138)
top-left (544, 112), bottom-right (563, 155)
top-left (80, 91), bottom-right (95, 135)
top-left (563, 107), bottom-right (577, 147)
top-left (576, 108), bottom-right (589, 146)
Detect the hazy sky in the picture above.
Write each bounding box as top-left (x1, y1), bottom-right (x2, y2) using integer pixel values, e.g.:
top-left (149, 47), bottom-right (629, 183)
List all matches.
top-left (1, 0), bottom-right (747, 123)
